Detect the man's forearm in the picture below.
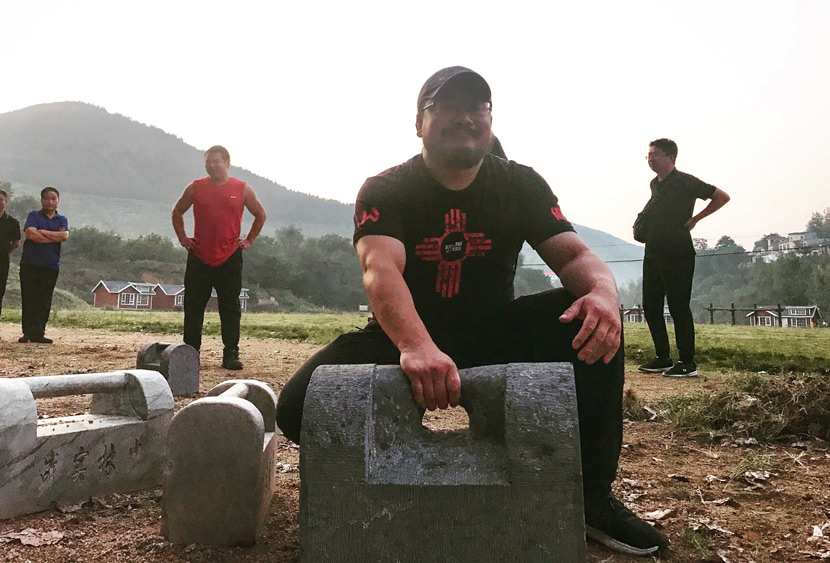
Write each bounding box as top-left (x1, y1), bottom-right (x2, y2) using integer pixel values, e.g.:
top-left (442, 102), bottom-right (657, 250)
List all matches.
top-left (245, 213), bottom-right (266, 244)
top-left (557, 252), bottom-right (619, 301)
top-left (363, 266), bottom-right (433, 353)
top-left (38, 229), bottom-right (68, 242)
top-left (171, 211), bottom-right (188, 242)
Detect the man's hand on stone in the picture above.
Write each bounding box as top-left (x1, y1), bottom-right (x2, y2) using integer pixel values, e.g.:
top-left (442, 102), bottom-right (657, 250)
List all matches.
top-left (399, 345), bottom-right (461, 411)
top-left (559, 290), bottom-right (621, 365)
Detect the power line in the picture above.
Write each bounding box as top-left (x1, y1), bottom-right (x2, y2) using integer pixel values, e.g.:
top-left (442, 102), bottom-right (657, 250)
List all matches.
top-left (521, 243), bottom-right (830, 267)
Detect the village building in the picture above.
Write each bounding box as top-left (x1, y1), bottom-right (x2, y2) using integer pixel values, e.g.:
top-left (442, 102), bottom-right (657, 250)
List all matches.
top-left (746, 305), bottom-right (822, 328)
top-left (91, 281), bottom-right (249, 312)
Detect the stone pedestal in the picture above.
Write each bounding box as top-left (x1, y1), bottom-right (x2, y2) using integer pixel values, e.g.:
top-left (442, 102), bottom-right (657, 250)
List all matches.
top-left (0, 370), bottom-right (174, 519)
top-left (136, 342), bottom-right (199, 396)
top-left (162, 380), bottom-right (278, 546)
top-left (300, 363), bottom-right (586, 562)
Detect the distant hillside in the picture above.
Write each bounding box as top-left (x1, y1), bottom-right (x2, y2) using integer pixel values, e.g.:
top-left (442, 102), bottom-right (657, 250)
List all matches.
top-left (0, 102), bottom-right (353, 237)
top-left (0, 101), bottom-right (643, 285)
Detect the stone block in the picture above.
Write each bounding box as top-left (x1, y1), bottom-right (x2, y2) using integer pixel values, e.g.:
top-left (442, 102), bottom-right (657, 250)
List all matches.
top-left (0, 370), bottom-right (174, 519)
top-left (162, 380), bottom-right (278, 546)
top-left (136, 342), bottom-right (199, 396)
top-left (300, 363), bottom-right (585, 562)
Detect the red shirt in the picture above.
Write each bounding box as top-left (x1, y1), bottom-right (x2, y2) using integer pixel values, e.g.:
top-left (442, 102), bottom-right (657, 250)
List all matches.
top-left (192, 177), bottom-right (245, 266)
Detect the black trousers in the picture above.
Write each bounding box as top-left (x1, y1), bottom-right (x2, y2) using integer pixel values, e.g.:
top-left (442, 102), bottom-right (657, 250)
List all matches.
top-left (183, 250), bottom-right (242, 353)
top-left (276, 288), bottom-right (624, 493)
top-left (0, 259), bottom-right (9, 319)
top-left (642, 252), bottom-right (696, 363)
top-left (19, 263), bottom-right (59, 338)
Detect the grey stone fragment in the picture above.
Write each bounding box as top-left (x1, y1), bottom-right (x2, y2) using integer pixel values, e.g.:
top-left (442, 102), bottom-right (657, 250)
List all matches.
top-left (0, 370), bottom-right (174, 519)
top-left (162, 380), bottom-right (278, 546)
top-left (137, 342), bottom-right (199, 396)
top-left (300, 363), bottom-right (585, 562)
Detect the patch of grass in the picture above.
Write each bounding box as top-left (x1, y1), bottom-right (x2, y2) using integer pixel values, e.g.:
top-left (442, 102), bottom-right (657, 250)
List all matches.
top-left (0, 308), bottom-right (368, 345)
top-left (622, 388), bottom-right (654, 421)
top-left (681, 527), bottom-right (716, 559)
top-left (625, 322), bottom-right (830, 374)
top-left (659, 372), bottom-right (830, 442)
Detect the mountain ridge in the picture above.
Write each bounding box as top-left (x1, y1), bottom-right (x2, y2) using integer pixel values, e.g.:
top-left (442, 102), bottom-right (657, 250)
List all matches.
top-left (0, 101), bottom-right (643, 285)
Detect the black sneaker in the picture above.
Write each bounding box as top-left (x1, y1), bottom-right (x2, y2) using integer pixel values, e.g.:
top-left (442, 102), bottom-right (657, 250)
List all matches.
top-left (584, 490), bottom-right (669, 556)
top-left (637, 357), bottom-right (673, 373)
top-left (664, 361), bottom-right (698, 377)
top-left (222, 350), bottom-right (243, 370)
top-left (30, 336), bottom-right (54, 344)
top-left (18, 335), bottom-right (30, 343)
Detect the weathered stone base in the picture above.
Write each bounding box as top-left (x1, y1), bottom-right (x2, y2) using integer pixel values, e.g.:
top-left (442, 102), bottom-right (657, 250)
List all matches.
top-left (300, 363), bottom-right (586, 562)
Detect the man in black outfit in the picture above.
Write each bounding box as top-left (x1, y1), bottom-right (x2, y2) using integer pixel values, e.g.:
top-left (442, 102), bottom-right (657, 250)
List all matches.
top-left (635, 139), bottom-right (730, 377)
top-left (277, 67), bottom-right (669, 556)
top-left (0, 189), bottom-right (21, 321)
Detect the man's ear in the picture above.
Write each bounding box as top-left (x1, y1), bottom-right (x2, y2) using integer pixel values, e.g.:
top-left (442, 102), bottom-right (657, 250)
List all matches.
top-left (415, 112), bottom-right (423, 138)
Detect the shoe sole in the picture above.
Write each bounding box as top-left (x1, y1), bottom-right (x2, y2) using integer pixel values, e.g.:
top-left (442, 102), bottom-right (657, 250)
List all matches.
top-left (663, 370), bottom-right (698, 378)
top-left (586, 525), bottom-right (661, 556)
top-left (638, 367), bottom-right (671, 373)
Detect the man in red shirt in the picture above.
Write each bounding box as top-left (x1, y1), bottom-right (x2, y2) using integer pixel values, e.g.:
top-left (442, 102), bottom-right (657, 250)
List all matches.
top-left (172, 146), bottom-right (266, 370)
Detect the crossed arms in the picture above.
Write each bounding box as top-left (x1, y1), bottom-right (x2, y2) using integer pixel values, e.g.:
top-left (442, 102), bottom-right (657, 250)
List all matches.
top-left (356, 231), bottom-right (621, 411)
top-left (25, 227), bottom-right (69, 244)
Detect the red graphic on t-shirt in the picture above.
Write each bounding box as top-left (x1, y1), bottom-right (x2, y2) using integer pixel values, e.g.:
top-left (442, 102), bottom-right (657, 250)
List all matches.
top-left (414, 209), bottom-right (492, 298)
top-left (354, 207), bottom-right (380, 228)
top-left (551, 206), bottom-right (567, 221)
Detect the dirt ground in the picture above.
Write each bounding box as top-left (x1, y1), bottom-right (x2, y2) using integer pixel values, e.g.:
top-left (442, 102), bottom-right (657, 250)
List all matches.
top-left (1, 324), bottom-right (829, 562)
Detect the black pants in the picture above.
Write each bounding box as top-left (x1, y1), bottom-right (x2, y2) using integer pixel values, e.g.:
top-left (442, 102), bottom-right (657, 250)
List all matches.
top-left (19, 263), bottom-right (59, 338)
top-left (642, 252), bottom-right (696, 363)
top-left (276, 288), bottom-right (624, 493)
top-left (0, 259), bottom-right (9, 319)
top-left (183, 250), bottom-right (242, 353)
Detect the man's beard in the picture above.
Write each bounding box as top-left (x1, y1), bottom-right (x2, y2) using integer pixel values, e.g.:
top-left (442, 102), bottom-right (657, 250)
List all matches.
top-left (439, 146), bottom-right (489, 169)
top-left (432, 127), bottom-right (491, 169)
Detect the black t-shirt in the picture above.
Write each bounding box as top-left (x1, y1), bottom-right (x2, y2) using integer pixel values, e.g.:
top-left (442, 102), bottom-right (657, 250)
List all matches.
top-left (0, 213), bottom-right (21, 264)
top-left (353, 154), bottom-right (574, 331)
top-left (642, 169), bottom-right (716, 257)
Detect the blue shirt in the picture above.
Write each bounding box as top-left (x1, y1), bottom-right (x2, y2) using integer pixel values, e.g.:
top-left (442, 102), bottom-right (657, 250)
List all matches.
top-left (21, 210), bottom-right (69, 270)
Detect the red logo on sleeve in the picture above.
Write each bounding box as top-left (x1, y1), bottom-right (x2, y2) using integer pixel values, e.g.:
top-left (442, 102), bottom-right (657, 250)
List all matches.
top-left (354, 207), bottom-right (380, 228)
top-left (551, 206), bottom-right (567, 221)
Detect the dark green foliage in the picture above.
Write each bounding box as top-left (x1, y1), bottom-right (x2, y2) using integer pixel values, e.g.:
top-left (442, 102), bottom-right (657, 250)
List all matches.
top-left (806, 207), bottom-right (830, 239)
top-left (660, 372), bottom-right (830, 442)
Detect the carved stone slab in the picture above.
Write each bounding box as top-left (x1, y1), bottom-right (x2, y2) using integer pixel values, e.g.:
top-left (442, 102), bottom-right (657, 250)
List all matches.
top-left (300, 363), bottom-right (585, 562)
top-left (0, 370), bottom-right (174, 519)
top-left (136, 342), bottom-right (199, 396)
top-left (162, 380), bottom-right (278, 546)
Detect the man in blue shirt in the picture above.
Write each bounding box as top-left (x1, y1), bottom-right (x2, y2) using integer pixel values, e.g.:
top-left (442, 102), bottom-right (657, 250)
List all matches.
top-left (19, 187), bottom-right (69, 344)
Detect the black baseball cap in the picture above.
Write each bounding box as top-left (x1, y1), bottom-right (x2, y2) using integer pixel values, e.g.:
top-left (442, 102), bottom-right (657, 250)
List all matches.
top-left (417, 66), bottom-right (491, 112)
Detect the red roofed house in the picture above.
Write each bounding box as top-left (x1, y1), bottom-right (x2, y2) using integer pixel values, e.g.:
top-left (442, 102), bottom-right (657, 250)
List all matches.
top-left (92, 281), bottom-right (249, 312)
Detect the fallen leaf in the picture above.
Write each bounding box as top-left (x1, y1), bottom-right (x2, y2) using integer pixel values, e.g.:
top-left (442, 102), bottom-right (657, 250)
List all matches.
top-left (743, 531), bottom-right (760, 541)
top-left (0, 528), bottom-right (64, 546)
top-left (643, 508), bottom-right (675, 520)
top-left (668, 474), bottom-right (690, 482)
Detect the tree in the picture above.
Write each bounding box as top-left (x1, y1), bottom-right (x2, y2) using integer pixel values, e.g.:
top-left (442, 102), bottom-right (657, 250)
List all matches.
top-left (693, 238), bottom-right (709, 252)
top-left (806, 207), bottom-right (830, 239)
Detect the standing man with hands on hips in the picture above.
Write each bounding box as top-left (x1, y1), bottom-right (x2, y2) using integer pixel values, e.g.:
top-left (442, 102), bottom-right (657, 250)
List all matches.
top-left (635, 138), bottom-right (730, 377)
top-left (172, 145), bottom-right (266, 370)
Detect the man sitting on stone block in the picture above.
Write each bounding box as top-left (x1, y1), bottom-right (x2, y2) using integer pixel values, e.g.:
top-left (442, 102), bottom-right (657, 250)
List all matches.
top-left (276, 66), bottom-right (669, 556)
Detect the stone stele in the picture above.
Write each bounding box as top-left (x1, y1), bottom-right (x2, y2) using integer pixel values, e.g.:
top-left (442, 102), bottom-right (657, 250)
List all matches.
top-left (0, 370), bottom-right (174, 519)
top-left (162, 379), bottom-right (278, 546)
top-left (136, 342), bottom-right (200, 396)
top-left (300, 363), bottom-right (586, 562)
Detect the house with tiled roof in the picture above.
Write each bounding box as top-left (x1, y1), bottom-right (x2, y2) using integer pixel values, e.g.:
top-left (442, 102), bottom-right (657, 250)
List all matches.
top-left (746, 305), bottom-right (822, 328)
top-left (92, 281), bottom-right (249, 312)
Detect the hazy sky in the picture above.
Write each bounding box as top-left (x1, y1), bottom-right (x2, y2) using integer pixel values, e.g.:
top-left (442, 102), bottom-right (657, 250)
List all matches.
top-left (3, 1), bottom-right (829, 248)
